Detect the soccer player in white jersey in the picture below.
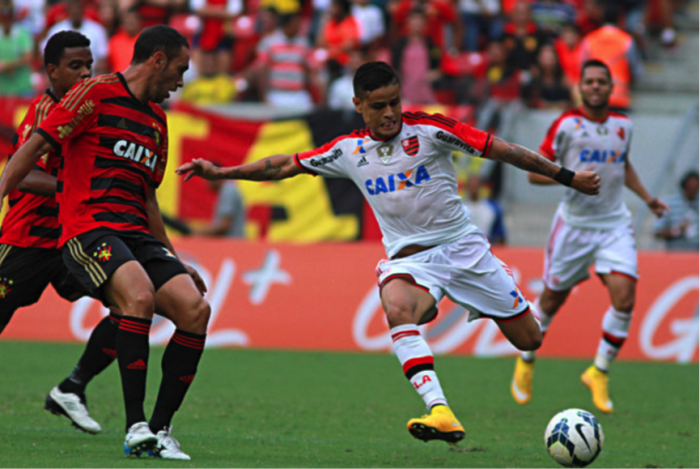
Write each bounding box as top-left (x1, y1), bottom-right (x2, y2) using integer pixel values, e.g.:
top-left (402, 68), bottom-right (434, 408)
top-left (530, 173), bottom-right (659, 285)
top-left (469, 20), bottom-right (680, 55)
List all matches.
top-left (510, 59), bottom-right (668, 414)
top-left (176, 62), bottom-right (601, 444)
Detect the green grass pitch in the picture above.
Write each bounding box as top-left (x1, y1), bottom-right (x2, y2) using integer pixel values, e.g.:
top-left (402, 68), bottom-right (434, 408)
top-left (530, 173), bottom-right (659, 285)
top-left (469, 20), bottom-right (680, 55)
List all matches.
top-left (0, 341), bottom-right (697, 468)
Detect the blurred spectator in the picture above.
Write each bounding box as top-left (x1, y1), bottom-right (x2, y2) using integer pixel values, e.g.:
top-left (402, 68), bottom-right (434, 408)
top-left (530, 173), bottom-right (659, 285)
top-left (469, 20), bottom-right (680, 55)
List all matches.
top-left (529, 0), bottom-right (576, 40)
top-left (458, 0), bottom-right (502, 52)
top-left (474, 40), bottom-right (523, 140)
top-left (327, 48), bottom-right (363, 111)
top-left (553, 23), bottom-right (582, 87)
top-left (257, 12), bottom-right (314, 110)
top-left (580, 1), bottom-right (643, 110)
top-left (351, 0), bottom-right (385, 48)
top-left (523, 44), bottom-right (572, 109)
top-left (654, 171), bottom-right (699, 251)
top-left (259, 0), bottom-right (300, 14)
top-left (197, 177), bottom-right (246, 238)
top-left (107, 6), bottom-right (140, 72)
top-left (0, 0), bottom-right (33, 96)
top-left (391, 8), bottom-right (440, 105)
top-left (318, 0), bottom-right (360, 81)
top-left (191, 0), bottom-right (243, 75)
top-left (463, 174), bottom-right (507, 244)
top-left (13, 0), bottom-right (44, 36)
top-left (309, 0), bottom-right (331, 43)
top-left (390, 0), bottom-right (460, 51)
top-left (45, 0), bottom-right (101, 32)
top-left (181, 50), bottom-right (238, 105)
top-left (121, 0), bottom-right (187, 28)
top-left (45, 0), bottom-right (109, 74)
top-left (502, 1), bottom-right (546, 75)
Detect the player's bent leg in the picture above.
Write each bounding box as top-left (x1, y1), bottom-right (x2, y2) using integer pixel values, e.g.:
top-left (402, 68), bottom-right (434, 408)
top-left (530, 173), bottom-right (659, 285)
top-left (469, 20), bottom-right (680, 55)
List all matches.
top-left (103, 261), bottom-right (158, 448)
top-left (381, 278), bottom-right (465, 444)
top-left (502, 312), bottom-right (543, 405)
top-left (148, 273), bottom-right (210, 454)
top-left (582, 273), bottom-right (636, 414)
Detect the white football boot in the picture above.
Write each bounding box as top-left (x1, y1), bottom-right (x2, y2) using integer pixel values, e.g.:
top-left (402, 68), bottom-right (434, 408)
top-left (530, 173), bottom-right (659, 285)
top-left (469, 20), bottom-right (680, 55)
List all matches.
top-left (149, 426), bottom-right (191, 460)
top-left (124, 421), bottom-right (157, 457)
top-left (45, 386), bottom-right (101, 434)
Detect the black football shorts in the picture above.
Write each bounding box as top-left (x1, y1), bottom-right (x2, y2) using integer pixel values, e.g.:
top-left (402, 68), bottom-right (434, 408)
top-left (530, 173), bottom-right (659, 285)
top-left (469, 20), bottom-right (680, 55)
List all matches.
top-left (62, 229), bottom-right (188, 304)
top-left (0, 244), bottom-right (86, 327)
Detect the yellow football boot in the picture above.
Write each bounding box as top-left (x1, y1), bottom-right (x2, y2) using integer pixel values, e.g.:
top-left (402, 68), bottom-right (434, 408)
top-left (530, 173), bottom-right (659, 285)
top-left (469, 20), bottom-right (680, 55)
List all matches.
top-left (407, 405), bottom-right (465, 444)
top-left (511, 356), bottom-right (535, 405)
top-left (581, 365), bottom-right (613, 413)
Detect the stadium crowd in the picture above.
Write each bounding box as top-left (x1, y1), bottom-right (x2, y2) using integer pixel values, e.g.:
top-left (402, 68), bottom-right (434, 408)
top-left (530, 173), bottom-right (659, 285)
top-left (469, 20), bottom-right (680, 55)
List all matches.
top-left (0, 0), bottom-right (687, 110)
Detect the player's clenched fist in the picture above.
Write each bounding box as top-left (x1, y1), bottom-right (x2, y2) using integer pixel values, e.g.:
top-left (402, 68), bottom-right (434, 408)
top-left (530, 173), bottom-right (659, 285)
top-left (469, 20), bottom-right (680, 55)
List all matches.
top-left (572, 170), bottom-right (601, 195)
top-left (176, 158), bottom-right (220, 182)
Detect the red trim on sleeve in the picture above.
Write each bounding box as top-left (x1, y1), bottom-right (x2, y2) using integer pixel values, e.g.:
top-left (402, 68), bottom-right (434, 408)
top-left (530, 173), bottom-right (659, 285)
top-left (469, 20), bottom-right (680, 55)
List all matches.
top-left (539, 109), bottom-right (583, 161)
top-left (482, 133), bottom-right (493, 158)
top-left (294, 153), bottom-right (317, 176)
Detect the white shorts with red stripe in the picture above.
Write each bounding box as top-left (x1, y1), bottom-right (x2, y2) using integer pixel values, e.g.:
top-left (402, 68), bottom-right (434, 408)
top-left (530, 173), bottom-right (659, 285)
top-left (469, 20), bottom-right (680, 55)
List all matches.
top-left (544, 214), bottom-right (638, 292)
top-left (375, 230), bottom-right (530, 322)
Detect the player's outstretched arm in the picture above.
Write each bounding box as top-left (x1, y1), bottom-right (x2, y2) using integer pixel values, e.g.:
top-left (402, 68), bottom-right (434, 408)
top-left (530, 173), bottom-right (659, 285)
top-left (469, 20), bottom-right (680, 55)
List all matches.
top-left (176, 154), bottom-right (303, 182)
top-left (487, 137), bottom-right (601, 195)
top-left (0, 133), bottom-right (55, 201)
top-left (624, 159), bottom-right (668, 218)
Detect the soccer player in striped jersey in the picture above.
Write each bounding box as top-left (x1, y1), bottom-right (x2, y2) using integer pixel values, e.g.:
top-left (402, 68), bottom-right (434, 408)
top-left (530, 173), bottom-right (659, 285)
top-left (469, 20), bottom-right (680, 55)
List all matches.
top-left (0, 26), bottom-right (209, 460)
top-left (510, 60), bottom-right (668, 414)
top-left (176, 61), bottom-right (601, 445)
top-left (0, 31), bottom-right (114, 435)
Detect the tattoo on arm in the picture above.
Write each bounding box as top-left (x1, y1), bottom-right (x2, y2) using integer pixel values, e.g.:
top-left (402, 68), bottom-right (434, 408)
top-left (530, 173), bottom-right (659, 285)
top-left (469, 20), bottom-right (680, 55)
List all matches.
top-left (497, 141), bottom-right (560, 178)
top-left (230, 159), bottom-right (283, 181)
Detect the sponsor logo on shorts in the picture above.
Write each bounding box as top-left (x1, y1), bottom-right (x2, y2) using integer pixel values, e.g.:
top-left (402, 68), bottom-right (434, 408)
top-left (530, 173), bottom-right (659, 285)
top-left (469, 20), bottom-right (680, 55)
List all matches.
top-left (94, 243), bottom-right (112, 263)
top-left (0, 278), bottom-right (13, 298)
top-left (510, 288), bottom-right (524, 308)
top-left (309, 148), bottom-right (342, 168)
top-left (365, 165), bottom-right (431, 195)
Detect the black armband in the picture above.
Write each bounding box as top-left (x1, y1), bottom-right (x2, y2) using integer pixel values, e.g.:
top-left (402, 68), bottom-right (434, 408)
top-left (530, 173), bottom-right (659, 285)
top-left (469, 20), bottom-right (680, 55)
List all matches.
top-left (553, 167), bottom-right (575, 187)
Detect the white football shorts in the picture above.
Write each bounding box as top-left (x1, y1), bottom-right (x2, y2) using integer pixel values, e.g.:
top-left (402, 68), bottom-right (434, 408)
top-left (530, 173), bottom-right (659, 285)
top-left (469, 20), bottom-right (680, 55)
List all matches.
top-left (375, 230), bottom-right (530, 322)
top-left (543, 214), bottom-right (639, 292)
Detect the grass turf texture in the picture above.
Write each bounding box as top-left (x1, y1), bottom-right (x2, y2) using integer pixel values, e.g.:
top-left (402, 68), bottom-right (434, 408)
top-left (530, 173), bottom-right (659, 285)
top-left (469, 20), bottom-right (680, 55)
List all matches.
top-left (0, 341), bottom-right (697, 468)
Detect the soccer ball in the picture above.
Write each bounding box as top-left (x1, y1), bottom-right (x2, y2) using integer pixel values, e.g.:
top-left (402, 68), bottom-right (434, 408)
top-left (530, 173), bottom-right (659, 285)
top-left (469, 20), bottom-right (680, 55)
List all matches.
top-left (544, 408), bottom-right (604, 467)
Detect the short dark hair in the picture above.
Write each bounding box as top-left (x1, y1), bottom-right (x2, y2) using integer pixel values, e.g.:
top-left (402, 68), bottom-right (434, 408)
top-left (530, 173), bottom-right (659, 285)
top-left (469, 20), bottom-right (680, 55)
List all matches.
top-left (580, 59), bottom-right (612, 82)
top-left (44, 30), bottom-right (91, 68)
top-left (681, 170), bottom-right (699, 189)
top-left (131, 25), bottom-right (189, 65)
top-left (353, 61), bottom-right (400, 98)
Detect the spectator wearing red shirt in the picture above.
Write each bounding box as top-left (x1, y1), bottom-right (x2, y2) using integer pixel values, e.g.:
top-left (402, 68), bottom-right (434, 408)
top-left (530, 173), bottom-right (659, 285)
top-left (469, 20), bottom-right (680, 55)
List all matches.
top-left (390, 0), bottom-right (459, 50)
top-left (191, 0), bottom-right (243, 74)
top-left (553, 23), bottom-right (581, 87)
top-left (107, 6), bottom-right (140, 72)
top-left (317, 0), bottom-right (359, 80)
top-left (391, 8), bottom-right (440, 104)
top-left (502, 1), bottom-right (547, 74)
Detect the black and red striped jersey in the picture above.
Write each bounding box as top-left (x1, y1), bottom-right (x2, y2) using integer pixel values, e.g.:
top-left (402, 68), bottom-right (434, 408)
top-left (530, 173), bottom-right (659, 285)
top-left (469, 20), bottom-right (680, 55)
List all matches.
top-left (0, 90), bottom-right (62, 249)
top-left (37, 72), bottom-right (168, 245)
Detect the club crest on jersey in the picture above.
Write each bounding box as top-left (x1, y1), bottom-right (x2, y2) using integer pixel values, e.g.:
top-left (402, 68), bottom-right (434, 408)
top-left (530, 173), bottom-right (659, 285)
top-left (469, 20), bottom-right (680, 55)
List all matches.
top-left (0, 277), bottom-right (13, 298)
top-left (365, 165), bottom-right (431, 195)
top-left (94, 243), bottom-right (112, 262)
top-left (617, 127), bottom-right (625, 140)
top-left (377, 144), bottom-right (393, 165)
top-left (402, 136), bottom-right (419, 156)
top-left (113, 139), bottom-right (158, 171)
top-left (353, 137), bottom-right (370, 155)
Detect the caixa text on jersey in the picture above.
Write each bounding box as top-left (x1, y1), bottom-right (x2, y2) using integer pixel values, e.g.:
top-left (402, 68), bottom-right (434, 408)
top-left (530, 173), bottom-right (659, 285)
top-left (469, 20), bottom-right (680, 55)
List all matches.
top-left (112, 140), bottom-right (159, 171)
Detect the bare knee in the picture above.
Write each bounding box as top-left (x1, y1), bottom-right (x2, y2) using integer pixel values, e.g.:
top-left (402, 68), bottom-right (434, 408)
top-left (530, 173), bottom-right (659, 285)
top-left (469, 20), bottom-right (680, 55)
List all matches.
top-left (124, 290), bottom-right (155, 318)
top-left (539, 289), bottom-right (569, 316)
top-left (384, 303), bottom-right (417, 328)
top-left (518, 330), bottom-right (543, 351)
top-left (175, 297), bottom-right (211, 334)
top-left (612, 295), bottom-right (635, 313)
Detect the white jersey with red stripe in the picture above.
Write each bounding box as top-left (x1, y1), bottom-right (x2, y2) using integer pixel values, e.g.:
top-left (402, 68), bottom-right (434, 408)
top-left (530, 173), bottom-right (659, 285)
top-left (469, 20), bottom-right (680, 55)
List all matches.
top-left (540, 108), bottom-right (634, 230)
top-left (295, 111), bottom-right (493, 257)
